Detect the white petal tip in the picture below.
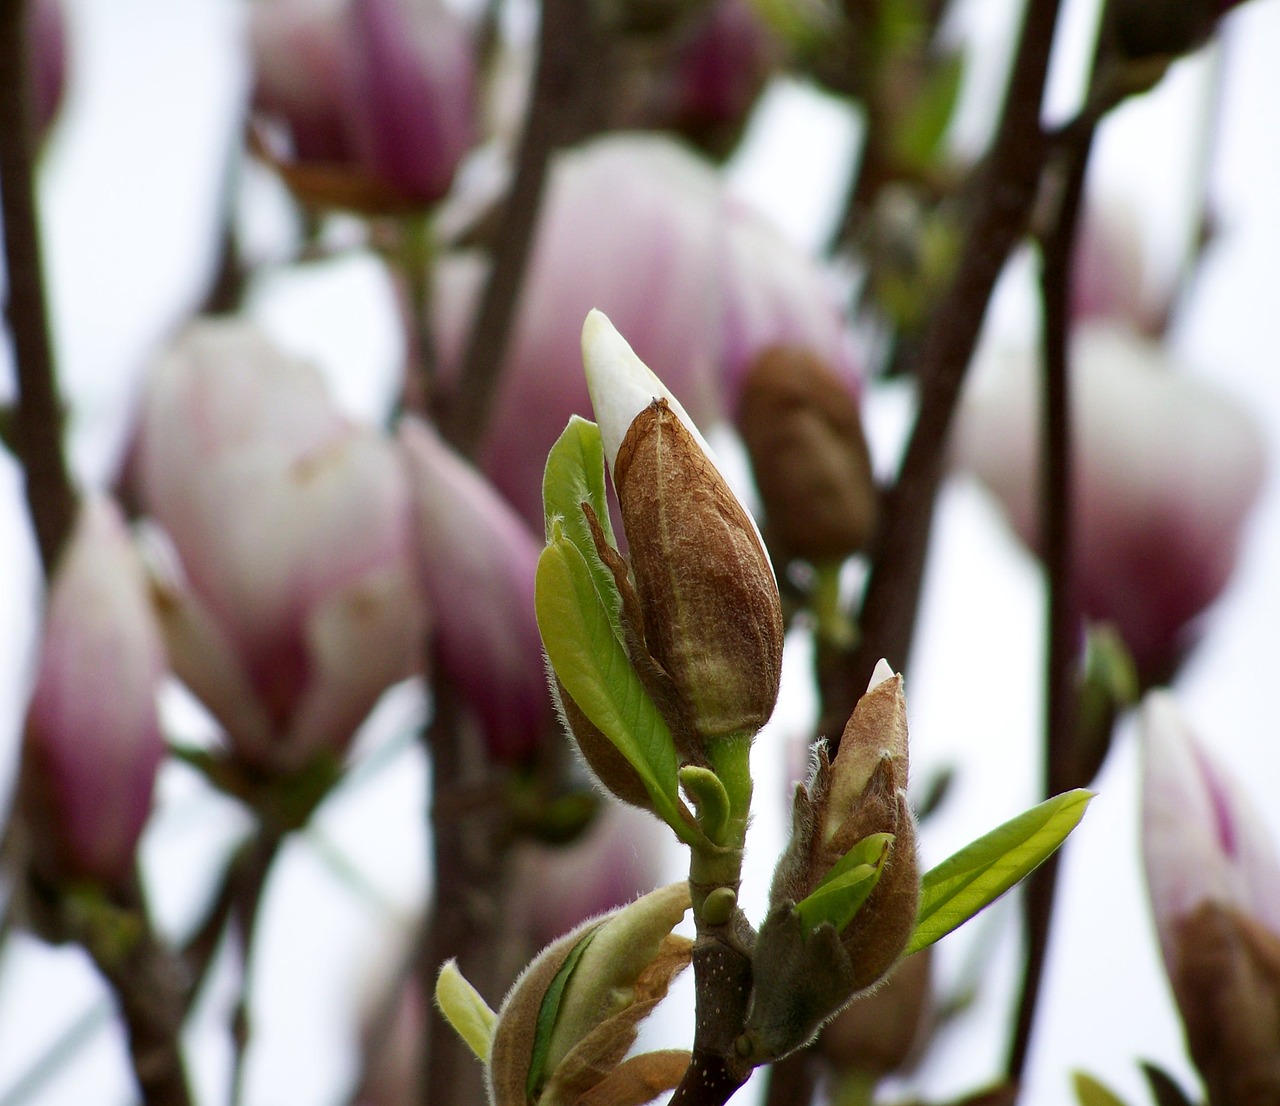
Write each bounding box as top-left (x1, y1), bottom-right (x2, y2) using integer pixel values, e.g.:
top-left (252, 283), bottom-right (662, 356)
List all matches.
top-left (867, 658), bottom-right (896, 692)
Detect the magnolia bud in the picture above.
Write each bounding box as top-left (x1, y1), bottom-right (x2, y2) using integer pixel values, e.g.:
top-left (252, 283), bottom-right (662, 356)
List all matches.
top-left (583, 310), bottom-right (783, 742)
top-left (485, 883), bottom-right (692, 1106)
top-left (819, 950), bottom-right (932, 1078)
top-left (20, 498), bottom-right (166, 887)
top-left (1171, 902), bottom-right (1280, 1104)
top-left (744, 665), bottom-right (918, 1062)
top-left (737, 345), bottom-right (877, 563)
top-left (615, 399), bottom-right (783, 740)
top-left (772, 662), bottom-right (919, 991)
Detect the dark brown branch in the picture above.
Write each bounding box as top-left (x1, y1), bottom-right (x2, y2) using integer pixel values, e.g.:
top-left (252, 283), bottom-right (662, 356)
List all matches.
top-left (418, 676), bottom-right (513, 1106)
top-left (0, 0), bottom-right (76, 573)
top-left (821, 0), bottom-right (1066, 740)
top-left (1005, 107), bottom-right (1096, 1090)
top-left (81, 878), bottom-right (195, 1106)
top-left (442, 0), bottom-right (607, 455)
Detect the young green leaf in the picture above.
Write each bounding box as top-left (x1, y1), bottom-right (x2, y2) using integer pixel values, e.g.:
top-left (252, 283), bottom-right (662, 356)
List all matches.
top-left (536, 529), bottom-right (694, 842)
top-left (904, 789), bottom-right (1093, 955)
top-left (435, 960), bottom-right (497, 1063)
top-left (527, 928), bottom-right (599, 1101)
top-left (678, 765), bottom-right (731, 846)
top-left (1073, 1071), bottom-right (1131, 1106)
top-left (542, 417), bottom-right (624, 635)
top-left (794, 833), bottom-right (893, 935)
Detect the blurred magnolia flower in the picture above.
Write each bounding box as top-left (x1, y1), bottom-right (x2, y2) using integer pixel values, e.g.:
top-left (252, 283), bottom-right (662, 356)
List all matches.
top-left (134, 319), bottom-right (427, 775)
top-left (399, 415), bottom-right (549, 763)
top-left (30, 0), bottom-right (67, 138)
top-left (433, 133), bottom-right (859, 528)
top-left (614, 0), bottom-right (780, 157)
top-left (249, 0), bottom-right (475, 212)
top-left (20, 497), bottom-right (166, 886)
top-left (1140, 693), bottom-right (1280, 1102)
top-left (509, 802), bottom-right (670, 952)
top-left (1070, 200), bottom-right (1148, 327)
top-left (352, 970), bottom-right (424, 1106)
top-left (1140, 692), bottom-right (1280, 964)
top-left (952, 321), bottom-right (1266, 681)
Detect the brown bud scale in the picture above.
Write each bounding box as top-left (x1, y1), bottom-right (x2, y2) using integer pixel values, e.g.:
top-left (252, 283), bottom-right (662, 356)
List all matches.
top-left (614, 399), bottom-right (783, 741)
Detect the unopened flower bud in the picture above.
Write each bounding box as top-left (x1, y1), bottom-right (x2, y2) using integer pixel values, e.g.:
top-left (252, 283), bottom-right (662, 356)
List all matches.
top-left (743, 665), bottom-right (918, 1063)
top-left (583, 309), bottom-right (783, 742)
top-left (400, 416), bottom-right (549, 763)
top-left (20, 497), bottom-right (166, 887)
top-left (1171, 902), bottom-right (1280, 1104)
top-left (819, 950), bottom-right (932, 1078)
top-left (485, 883), bottom-right (692, 1106)
top-left (737, 345), bottom-right (877, 563)
top-left (772, 662), bottom-right (919, 991)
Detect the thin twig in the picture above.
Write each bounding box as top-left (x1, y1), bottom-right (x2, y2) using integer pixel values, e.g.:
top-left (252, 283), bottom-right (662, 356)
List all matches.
top-left (821, 0), bottom-right (1066, 743)
top-left (1005, 105), bottom-right (1096, 1090)
top-left (82, 878), bottom-right (195, 1106)
top-left (418, 677), bottom-right (512, 1106)
top-left (442, 0), bottom-right (605, 455)
top-left (0, 0), bottom-right (76, 573)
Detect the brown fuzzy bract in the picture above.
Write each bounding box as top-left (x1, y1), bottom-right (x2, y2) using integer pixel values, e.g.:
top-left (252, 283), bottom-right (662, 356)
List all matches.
top-left (737, 346), bottom-right (877, 563)
top-left (614, 400), bottom-right (783, 740)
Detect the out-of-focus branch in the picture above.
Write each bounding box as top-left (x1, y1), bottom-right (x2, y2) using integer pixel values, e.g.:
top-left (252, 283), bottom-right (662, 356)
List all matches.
top-left (0, 0), bottom-right (76, 574)
top-left (80, 877), bottom-right (195, 1106)
top-left (1006, 108), bottom-right (1096, 1090)
top-left (443, 0), bottom-right (606, 454)
top-left (821, 0), bottom-right (1066, 741)
top-left (419, 677), bottom-right (513, 1106)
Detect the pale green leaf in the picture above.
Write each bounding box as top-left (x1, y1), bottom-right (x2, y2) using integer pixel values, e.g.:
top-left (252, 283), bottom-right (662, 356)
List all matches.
top-left (795, 834), bottom-right (893, 934)
top-left (1073, 1071), bottom-right (1131, 1106)
top-left (536, 532), bottom-right (692, 841)
top-left (435, 960), bottom-right (497, 1064)
top-left (678, 766), bottom-right (731, 846)
top-left (893, 53), bottom-right (965, 173)
top-left (528, 928), bottom-right (598, 1101)
top-left (905, 789), bottom-right (1093, 956)
top-left (542, 417), bottom-right (624, 635)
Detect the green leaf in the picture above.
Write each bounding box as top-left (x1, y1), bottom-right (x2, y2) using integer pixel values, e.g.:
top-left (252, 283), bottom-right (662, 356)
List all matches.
top-left (904, 789), bottom-right (1093, 956)
top-left (527, 928), bottom-right (598, 1100)
top-left (542, 417), bottom-right (624, 636)
top-left (1073, 1071), bottom-right (1131, 1106)
top-left (892, 53), bottom-right (965, 173)
top-left (536, 530), bottom-right (692, 842)
top-left (434, 960), bottom-right (497, 1063)
top-left (795, 834), bottom-right (893, 934)
top-left (678, 766), bottom-right (731, 846)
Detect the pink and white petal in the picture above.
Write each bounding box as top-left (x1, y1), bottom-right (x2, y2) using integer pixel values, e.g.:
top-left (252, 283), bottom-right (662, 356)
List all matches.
top-left (281, 567), bottom-right (429, 771)
top-left (25, 498), bottom-right (166, 883)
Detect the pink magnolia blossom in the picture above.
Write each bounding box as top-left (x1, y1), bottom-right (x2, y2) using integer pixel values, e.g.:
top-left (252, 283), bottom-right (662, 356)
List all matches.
top-left (509, 802), bottom-right (671, 951)
top-left (1070, 201), bottom-right (1148, 327)
top-left (31, 0), bottom-right (67, 138)
top-left (134, 320), bottom-right (428, 774)
top-left (952, 322), bottom-right (1266, 679)
top-left (433, 133), bottom-right (859, 529)
top-left (249, 0), bottom-right (475, 210)
top-left (21, 497), bottom-right (166, 886)
top-left (249, 0), bottom-right (351, 164)
top-left (398, 416), bottom-right (548, 762)
top-left (1140, 692), bottom-right (1280, 970)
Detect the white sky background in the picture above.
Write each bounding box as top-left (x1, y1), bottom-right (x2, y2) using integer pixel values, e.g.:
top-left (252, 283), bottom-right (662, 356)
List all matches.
top-left (0, 0), bottom-right (1279, 1104)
